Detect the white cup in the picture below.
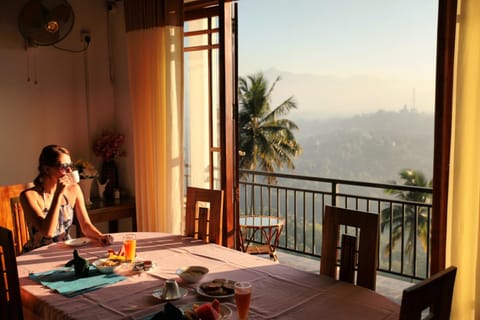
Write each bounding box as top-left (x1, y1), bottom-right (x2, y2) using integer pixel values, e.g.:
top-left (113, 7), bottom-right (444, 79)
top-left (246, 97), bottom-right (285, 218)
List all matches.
top-left (66, 170), bottom-right (80, 184)
top-left (161, 279), bottom-right (181, 299)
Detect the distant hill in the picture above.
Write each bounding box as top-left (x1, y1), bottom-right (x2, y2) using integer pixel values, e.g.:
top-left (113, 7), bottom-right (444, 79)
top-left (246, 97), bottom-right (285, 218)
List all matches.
top-left (285, 109), bottom-right (434, 185)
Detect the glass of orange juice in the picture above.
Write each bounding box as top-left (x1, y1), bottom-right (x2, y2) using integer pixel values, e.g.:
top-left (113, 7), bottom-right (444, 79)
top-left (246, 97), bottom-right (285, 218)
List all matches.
top-left (234, 282), bottom-right (252, 320)
top-left (123, 234), bottom-right (136, 262)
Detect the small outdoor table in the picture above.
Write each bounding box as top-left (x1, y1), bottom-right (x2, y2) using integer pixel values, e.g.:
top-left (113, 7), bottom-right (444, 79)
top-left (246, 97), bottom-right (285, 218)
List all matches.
top-left (239, 215), bottom-right (284, 262)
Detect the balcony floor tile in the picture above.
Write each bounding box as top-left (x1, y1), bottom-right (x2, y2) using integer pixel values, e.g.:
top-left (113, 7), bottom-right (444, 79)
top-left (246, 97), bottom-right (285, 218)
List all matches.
top-left (267, 249), bottom-right (413, 304)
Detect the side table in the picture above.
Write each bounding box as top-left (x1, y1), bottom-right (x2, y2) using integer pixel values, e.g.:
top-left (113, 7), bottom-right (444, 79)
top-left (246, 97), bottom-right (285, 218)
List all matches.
top-left (239, 215), bottom-right (284, 262)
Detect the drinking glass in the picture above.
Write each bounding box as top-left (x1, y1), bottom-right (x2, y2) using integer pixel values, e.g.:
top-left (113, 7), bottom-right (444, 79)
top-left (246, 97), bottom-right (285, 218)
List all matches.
top-left (123, 234), bottom-right (136, 261)
top-left (234, 281), bottom-right (252, 320)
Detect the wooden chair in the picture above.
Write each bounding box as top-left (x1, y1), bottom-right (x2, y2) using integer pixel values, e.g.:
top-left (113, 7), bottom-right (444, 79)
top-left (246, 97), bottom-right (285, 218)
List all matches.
top-left (0, 226), bottom-right (24, 320)
top-left (399, 266), bottom-right (457, 320)
top-left (0, 183), bottom-right (32, 255)
top-left (320, 205), bottom-right (379, 290)
top-left (185, 187), bottom-right (224, 245)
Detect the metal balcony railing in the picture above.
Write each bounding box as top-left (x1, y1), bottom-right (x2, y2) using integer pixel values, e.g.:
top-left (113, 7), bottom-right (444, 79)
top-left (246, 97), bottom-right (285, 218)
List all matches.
top-left (239, 169), bottom-right (432, 281)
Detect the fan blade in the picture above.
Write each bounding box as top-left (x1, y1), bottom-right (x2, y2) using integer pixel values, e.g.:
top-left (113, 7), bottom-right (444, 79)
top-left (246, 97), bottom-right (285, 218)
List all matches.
top-left (45, 4), bottom-right (74, 24)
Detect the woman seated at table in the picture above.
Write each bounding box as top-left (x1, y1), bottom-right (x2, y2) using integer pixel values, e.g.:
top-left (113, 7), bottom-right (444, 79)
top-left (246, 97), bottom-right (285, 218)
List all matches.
top-left (20, 144), bottom-right (112, 251)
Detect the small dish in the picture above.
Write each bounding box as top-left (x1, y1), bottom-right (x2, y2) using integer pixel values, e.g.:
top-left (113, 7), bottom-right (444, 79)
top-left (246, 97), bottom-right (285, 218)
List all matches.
top-left (152, 286), bottom-right (188, 301)
top-left (132, 259), bottom-right (154, 272)
top-left (196, 280), bottom-right (235, 299)
top-left (92, 258), bottom-right (122, 273)
top-left (179, 302), bottom-right (232, 319)
top-left (64, 237), bottom-right (91, 247)
top-left (176, 266), bottom-right (209, 283)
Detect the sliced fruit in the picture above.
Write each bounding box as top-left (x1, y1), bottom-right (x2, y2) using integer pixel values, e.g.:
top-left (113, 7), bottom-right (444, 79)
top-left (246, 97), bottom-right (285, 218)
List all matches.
top-left (211, 299), bottom-right (220, 312)
top-left (195, 303), bottom-right (219, 320)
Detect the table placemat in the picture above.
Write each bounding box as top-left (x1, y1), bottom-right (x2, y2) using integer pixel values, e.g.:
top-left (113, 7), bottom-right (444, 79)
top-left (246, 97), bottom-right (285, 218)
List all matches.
top-left (29, 266), bottom-right (126, 297)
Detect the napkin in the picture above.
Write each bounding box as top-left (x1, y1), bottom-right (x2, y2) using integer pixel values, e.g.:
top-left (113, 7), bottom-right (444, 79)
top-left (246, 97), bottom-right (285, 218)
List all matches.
top-left (29, 266), bottom-right (126, 297)
top-left (143, 303), bottom-right (184, 320)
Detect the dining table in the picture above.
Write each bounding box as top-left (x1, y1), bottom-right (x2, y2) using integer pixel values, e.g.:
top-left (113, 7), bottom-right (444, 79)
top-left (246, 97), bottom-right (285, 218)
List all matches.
top-left (16, 232), bottom-right (400, 320)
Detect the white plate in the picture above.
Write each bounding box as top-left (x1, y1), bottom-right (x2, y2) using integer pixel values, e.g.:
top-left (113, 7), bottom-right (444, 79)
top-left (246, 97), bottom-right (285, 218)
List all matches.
top-left (152, 287), bottom-right (188, 301)
top-left (196, 283), bottom-right (235, 299)
top-left (64, 237), bottom-right (91, 247)
top-left (179, 302), bottom-right (232, 319)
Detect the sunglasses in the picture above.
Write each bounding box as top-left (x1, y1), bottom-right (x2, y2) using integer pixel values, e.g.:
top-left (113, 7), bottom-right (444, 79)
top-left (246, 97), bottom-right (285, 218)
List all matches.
top-left (56, 163), bottom-right (74, 171)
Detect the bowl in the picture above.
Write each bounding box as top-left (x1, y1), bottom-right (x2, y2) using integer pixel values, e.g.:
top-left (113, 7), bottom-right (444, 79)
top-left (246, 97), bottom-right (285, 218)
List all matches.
top-left (92, 258), bottom-right (121, 274)
top-left (176, 266), bottom-right (209, 283)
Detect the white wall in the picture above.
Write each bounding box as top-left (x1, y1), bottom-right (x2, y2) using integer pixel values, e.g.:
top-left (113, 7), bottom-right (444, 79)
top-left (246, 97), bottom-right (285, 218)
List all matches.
top-left (0, 0), bottom-right (134, 197)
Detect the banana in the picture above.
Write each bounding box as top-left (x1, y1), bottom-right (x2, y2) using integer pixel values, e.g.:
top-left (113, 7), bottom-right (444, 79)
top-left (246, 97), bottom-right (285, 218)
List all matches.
top-left (107, 253), bottom-right (126, 261)
top-left (107, 247), bottom-right (126, 261)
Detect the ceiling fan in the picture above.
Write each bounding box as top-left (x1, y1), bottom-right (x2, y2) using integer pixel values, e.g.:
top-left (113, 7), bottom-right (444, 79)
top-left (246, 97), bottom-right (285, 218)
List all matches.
top-left (18, 0), bottom-right (75, 47)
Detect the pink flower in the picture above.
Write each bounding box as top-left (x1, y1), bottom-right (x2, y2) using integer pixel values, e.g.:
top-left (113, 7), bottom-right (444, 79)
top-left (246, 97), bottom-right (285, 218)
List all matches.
top-left (93, 130), bottom-right (126, 162)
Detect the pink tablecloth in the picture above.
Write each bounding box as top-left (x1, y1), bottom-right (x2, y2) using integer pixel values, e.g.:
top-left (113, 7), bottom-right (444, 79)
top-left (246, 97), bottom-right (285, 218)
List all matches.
top-left (16, 232), bottom-right (400, 320)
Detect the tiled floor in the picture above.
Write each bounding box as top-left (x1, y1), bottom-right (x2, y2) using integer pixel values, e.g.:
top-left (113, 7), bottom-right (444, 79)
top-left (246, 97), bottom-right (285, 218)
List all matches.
top-left (266, 249), bottom-right (414, 304)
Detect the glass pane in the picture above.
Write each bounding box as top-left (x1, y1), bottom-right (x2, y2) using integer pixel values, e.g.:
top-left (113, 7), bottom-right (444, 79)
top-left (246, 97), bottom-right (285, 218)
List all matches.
top-left (184, 19), bottom-right (221, 189)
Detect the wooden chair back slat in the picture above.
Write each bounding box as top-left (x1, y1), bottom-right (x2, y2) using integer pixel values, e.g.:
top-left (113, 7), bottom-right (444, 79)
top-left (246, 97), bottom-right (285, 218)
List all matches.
top-left (185, 187), bottom-right (224, 245)
top-left (321, 205), bottom-right (379, 290)
top-left (0, 183), bottom-right (32, 255)
top-left (0, 226), bottom-right (24, 320)
top-left (399, 266), bottom-right (457, 320)
top-left (339, 234), bottom-right (356, 283)
top-left (12, 197), bottom-right (30, 255)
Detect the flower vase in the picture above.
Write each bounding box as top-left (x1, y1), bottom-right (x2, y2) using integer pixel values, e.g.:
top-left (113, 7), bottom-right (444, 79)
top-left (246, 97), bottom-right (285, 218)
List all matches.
top-left (100, 160), bottom-right (118, 200)
top-left (79, 178), bottom-right (94, 205)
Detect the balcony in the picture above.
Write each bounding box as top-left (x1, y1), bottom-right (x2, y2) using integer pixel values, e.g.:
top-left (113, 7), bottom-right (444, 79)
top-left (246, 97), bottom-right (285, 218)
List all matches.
top-left (239, 169), bottom-right (433, 283)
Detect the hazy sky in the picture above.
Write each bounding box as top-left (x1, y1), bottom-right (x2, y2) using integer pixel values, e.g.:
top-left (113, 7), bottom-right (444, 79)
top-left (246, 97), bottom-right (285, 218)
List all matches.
top-left (237, 0), bottom-right (439, 119)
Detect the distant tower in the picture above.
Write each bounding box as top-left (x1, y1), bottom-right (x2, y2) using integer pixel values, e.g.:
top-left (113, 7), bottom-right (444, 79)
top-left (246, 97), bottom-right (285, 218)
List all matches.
top-left (412, 88), bottom-right (416, 111)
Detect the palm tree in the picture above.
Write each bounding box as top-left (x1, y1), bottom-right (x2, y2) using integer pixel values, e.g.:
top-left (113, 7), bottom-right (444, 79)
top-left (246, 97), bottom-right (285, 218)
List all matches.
top-left (381, 169), bottom-right (432, 271)
top-left (238, 73), bottom-right (302, 179)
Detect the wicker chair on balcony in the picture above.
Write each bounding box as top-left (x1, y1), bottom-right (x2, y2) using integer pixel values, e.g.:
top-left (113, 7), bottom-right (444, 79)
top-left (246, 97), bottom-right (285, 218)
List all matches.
top-left (399, 266), bottom-right (457, 320)
top-left (320, 205), bottom-right (379, 290)
top-left (185, 187), bottom-right (224, 245)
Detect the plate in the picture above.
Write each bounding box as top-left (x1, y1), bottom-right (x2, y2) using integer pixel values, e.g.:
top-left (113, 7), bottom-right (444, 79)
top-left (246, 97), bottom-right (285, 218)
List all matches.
top-left (179, 302), bottom-right (232, 319)
top-left (196, 282), bottom-right (235, 299)
top-left (152, 287), bottom-right (188, 301)
top-left (64, 237), bottom-right (91, 247)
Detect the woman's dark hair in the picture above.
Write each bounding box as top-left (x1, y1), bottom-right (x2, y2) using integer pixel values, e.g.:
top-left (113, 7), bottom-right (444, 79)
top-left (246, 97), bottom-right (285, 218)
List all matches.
top-left (33, 145), bottom-right (71, 186)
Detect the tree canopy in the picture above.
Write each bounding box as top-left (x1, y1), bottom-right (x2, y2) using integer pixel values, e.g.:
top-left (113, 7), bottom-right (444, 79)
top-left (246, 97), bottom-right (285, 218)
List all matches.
top-left (238, 73), bottom-right (302, 175)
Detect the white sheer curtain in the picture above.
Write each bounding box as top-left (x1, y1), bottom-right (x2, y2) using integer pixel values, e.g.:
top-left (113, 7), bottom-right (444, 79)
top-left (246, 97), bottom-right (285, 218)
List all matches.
top-left (124, 0), bottom-right (184, 233)
top-left (447, 0), bottom-right (480, 318)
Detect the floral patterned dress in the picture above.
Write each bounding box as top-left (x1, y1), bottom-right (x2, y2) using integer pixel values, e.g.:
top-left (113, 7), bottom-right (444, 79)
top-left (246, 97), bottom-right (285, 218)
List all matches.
top-left (24, 194), bottom-right (75, 252)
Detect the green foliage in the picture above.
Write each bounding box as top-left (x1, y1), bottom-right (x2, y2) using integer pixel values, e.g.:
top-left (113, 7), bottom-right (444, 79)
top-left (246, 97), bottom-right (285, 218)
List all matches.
top-left (238, 73), bottom-right (303, 180)
top-left (381, 169), bottom-right (432, 271)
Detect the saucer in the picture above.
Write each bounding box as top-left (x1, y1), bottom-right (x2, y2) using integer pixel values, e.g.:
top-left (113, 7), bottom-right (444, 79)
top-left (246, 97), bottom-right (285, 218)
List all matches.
top-left (64, 237), bottom-right (90, 247)
top-left (152, 287), bottom-right (188, 301)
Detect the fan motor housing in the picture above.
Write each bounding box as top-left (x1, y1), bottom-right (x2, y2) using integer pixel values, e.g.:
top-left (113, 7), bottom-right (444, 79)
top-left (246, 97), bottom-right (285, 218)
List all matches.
top-left (18, 0), bottom-right (75, 46)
